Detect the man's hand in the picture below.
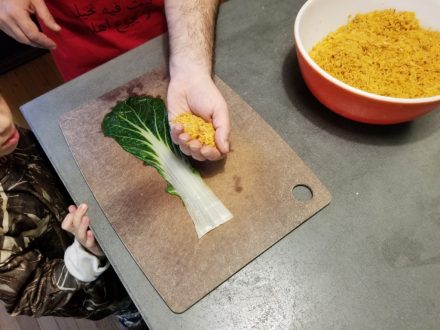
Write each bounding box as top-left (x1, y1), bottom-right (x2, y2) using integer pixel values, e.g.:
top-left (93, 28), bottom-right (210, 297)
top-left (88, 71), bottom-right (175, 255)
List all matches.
top-left (165, 0), bottom-right (230, 161)
top-left (0, 0), bottom-right (60, 49)
top-left (167, 70), bottom-right (230, 161)
top-left (61, 204), bottom-right (104, 257)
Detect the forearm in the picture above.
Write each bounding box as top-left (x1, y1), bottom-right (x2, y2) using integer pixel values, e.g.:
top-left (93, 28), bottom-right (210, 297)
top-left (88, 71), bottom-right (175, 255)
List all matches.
top-left (1, 240), bottom-right (108, 317)
top-left (165, 0), bottom-right (231, 159)
top-left (11, 259), bottom-right (78, 316)
top-left (165, 0), bottom-right (221, 77)
top-left (0, 250), bottom-right (79, 316)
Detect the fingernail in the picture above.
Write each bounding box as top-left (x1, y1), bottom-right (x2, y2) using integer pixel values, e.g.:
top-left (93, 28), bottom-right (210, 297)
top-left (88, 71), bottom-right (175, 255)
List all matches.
top-left (79, 203), bottom-right (86, 210)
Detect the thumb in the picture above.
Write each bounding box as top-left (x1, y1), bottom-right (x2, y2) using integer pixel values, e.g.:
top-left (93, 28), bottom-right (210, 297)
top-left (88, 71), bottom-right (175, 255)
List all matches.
top-left (212, 101), bottom-right (231, 154)
top-left (215, 127), bottom-right (230, 154)
top-left (32, 0), bottom-right (61, 31)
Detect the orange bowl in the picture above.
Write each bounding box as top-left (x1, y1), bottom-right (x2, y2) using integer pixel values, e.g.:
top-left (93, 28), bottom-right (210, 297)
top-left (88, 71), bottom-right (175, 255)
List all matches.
top-left (294, 0), bottom-right (440, 124)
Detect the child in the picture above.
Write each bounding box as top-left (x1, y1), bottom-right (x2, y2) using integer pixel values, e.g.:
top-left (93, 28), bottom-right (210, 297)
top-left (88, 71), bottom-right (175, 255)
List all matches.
top-left (0, 97), bottom-right (142, 327)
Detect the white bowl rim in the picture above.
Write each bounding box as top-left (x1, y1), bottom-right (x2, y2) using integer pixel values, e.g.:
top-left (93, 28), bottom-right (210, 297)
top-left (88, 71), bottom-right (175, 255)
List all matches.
top-left (293, 0), bottom-right (440, 105)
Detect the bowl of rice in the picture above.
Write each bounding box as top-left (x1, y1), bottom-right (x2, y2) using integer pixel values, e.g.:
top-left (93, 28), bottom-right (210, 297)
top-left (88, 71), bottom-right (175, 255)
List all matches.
top-left (294, 0), bottom-right (440, 124)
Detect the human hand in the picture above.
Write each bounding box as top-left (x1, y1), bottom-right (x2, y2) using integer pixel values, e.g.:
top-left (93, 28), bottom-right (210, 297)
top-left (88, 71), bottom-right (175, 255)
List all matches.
top-left (61, 204), bottom-right (104, 257)
top-left (0, 0), bottom-right (60, 49)
top-left (167, 71), bottom-right (231, 161)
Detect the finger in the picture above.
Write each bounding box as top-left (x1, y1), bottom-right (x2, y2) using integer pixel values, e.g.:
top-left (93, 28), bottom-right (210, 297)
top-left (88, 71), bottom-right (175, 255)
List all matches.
top-left (61, 213), bottom-right (74, 232)
top-left (174, 131), bottom-right (192, 155)
top-left (85, 230), bottom-right (96, 249)
top-left (214, 126), bottom-right (230, 154)
top-left (200, 146), bottom-right (222, 161)
top-left (73, 203), bottom-right (88, 228)
top-left (68, 205), bottom-right (77, 213)
top-left (191, 154), bottom-right (206, 162)
top-left (179, 143), bottom-right (191, 156)
top-left (177, 133), bottom-right (192, 156)
top-left (86, 231), bottom-right (104, 256)
top-left (170, 124), bottom-right (184, 145)
top-left (212, 105), bottom-right (231, 154)
top-left (188, 139), bottom-right (205, 161)
top-left (178, 132), bottom-right (191, 145)
top-left (13, 13), bottom-right (56, 49)
top-left (32, 0), bottom-right (61, 31)
top-left (0, 17), bottom-right (38, 47)
top-left (76, 216), bottom-right (89, 243)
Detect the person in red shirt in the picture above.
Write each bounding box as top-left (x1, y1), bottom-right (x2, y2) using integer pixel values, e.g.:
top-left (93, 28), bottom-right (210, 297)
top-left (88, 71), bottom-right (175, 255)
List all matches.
top-left (0, 0), bottom-right (230, 162)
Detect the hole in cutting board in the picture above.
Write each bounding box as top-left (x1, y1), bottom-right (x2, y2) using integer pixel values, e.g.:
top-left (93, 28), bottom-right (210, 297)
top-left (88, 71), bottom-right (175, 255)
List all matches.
top-left (292, 184), bottom-right (313, 202)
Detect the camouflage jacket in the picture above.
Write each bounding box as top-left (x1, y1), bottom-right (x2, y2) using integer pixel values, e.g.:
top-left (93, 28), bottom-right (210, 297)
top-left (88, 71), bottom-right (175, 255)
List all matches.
top-left (0, 128), bottom-right (130, 319)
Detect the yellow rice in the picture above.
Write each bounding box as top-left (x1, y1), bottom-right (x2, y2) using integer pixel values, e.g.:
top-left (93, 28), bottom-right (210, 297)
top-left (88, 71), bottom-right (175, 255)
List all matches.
top-left (174, 113), bottom-right (216, 147)
top-left (309, 9), bottom-right (440, 98)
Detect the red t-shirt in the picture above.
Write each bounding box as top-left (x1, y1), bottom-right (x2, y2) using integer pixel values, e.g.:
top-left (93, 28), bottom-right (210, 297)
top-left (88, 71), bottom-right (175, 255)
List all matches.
top-left (40, 0), bottom-right (166, 81)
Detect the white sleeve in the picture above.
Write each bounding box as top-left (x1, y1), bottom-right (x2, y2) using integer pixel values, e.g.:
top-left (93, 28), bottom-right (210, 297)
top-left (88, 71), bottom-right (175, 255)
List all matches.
top-left (64, 239), bottom-right (109, 282)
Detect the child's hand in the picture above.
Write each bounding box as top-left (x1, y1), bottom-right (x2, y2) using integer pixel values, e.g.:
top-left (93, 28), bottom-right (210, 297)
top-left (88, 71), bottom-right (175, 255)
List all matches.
top-left (61, 204), bottom-right (104, 257)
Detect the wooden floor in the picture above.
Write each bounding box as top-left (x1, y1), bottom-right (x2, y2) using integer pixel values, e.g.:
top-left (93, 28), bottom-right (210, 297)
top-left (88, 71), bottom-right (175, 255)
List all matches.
top-left (0, 53), bottom-right (63, 127)
top-left (0, 55), bottom-right (123, 330)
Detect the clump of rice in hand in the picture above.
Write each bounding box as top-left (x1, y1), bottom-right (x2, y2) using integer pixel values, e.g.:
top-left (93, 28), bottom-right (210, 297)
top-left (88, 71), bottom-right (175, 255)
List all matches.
top-left (174, 113), bottom-right (216, 147)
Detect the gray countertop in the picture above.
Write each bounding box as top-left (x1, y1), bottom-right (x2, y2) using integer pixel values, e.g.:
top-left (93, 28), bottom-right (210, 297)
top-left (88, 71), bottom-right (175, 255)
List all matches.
top-left (21, 0), bottom-right (440, 329)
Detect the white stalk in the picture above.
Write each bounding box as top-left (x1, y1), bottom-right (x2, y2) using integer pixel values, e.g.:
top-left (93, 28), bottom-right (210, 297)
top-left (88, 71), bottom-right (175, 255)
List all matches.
top-left (148, 131), bottom-right (233, 238)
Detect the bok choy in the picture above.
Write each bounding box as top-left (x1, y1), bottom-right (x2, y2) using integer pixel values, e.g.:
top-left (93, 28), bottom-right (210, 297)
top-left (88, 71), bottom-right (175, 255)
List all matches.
top-left (102, 96), bottom-right (233, 238)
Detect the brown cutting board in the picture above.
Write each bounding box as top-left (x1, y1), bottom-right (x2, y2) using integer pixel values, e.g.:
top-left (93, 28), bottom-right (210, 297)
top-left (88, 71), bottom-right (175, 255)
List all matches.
top-left (59, 68), bottom-right (331, 313)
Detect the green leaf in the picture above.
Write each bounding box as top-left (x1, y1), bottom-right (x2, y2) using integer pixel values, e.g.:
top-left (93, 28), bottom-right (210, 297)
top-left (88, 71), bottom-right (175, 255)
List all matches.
top-left (102, 96), bottom-right (191, 194)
